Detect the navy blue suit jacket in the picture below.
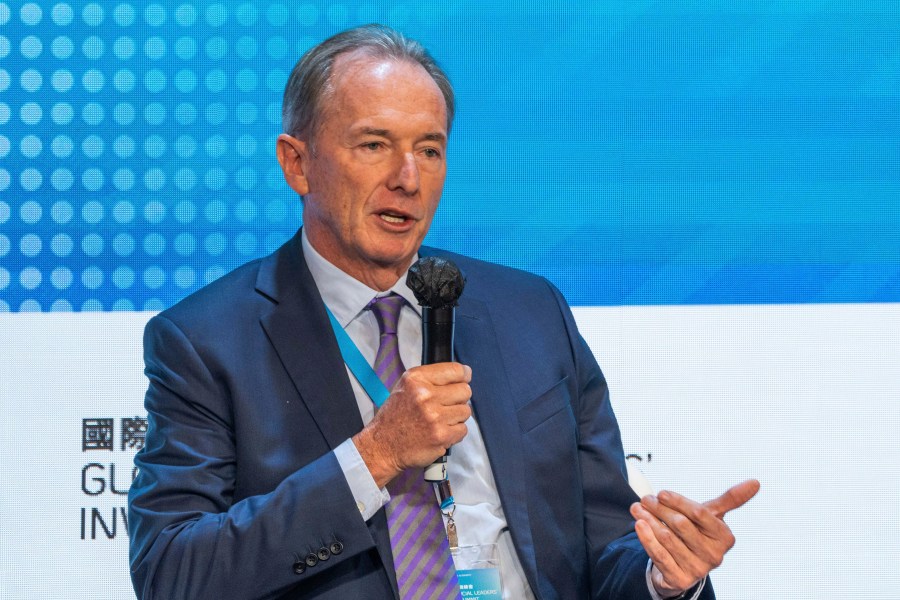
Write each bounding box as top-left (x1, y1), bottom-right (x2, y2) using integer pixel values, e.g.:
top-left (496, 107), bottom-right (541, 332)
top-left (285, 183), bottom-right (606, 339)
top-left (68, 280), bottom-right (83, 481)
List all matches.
top-left (128, 231), bottom-right (715, 599)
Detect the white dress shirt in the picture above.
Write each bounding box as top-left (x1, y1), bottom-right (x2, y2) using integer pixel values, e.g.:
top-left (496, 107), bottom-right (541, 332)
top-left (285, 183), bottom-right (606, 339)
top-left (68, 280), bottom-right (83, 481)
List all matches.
top-left (302, 230), bottom-right (701, 600)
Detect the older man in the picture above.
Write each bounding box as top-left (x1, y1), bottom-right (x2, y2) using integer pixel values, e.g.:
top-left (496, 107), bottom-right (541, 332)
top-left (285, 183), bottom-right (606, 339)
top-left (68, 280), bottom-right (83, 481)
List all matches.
top-left (128, 24), bottom-right (757, 600)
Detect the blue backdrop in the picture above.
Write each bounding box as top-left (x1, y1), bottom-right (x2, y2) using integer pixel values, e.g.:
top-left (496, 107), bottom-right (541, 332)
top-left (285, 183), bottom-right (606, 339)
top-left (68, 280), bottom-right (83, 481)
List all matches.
top-left (2, 1), bottom-right (899, 311)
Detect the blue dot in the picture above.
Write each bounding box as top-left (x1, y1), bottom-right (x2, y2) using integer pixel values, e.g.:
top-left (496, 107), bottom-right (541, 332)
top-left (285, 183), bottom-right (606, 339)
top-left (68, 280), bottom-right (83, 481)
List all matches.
top-left (235, 167), bottom-right (257, 191)
top-left (144, 103), bottom-right (166, 125)
top-left (51, 267), bottom-right (73, 289)
top-left (174, 201), bottom-right (196, 223)
top-left (0, 38), bottom-right (6, 60)
top-left (266, 69), bottom-right (287, 93)
top-left (235, 232), bottom-right (257, 256)
top-left (145, 36), bottom-right (166, 59)
top-left (81, 266), bottom-right (104, 289)
top-left (81, 300), bottom-right (104, 312)
top-left (113, 266), bottom-right (135, 289)
top-left (52, 201), bottom-right (74, 224)
top-left (82, 3), bottom-right (104, 26)
top-left (204, 168), bottom-right (227, 191)
top-left (52, 69), bottom-right (74, 92)
top-left (234, 199), bottom-right (257, 223)
top-left (20, 36), bottom-right (42, 59)
top-left (82, 102), bottom-right (104, 125)
top-left (145, 4), bottom-right (166, 26)
top-left (174, 266), bottom-right (195, 288)
top-left (51, 168), bottom-right (74, 191)
top-left (113, 4), bottom-right (135, 26)
top-left (143, 267), bottom-right (166, 289)
top-left (114, 103), bottom-right (135, 126)
top-left (0, 5), bottom-right (8, 24)
top-left (145, 69), bottom-right (166, 93)
top-left (205, 200), bottom-right (227, 223)
top-left (20, 68), bottom-right (42, 92)
top-left (297, 4), bottom-right (318, 26)
top-left (204, 233), bottom-right (227, 255)
top-left (113, 168), bottom-right (134, 191)
top-left (235, 36), bottom-right (257, 59)
top-left (51, 103), bottom-right (74, 126)
top-left (20, 169), bottom-right (43, 192)
top-left (113, 134), bottom-right (135, 157)
top-left (175, 135), bottom-right (196, 158)
top-left (266, 36), bottom-right (288, 59)
top-left (52, 3), bottom-right (74, 25)
top-left (82, 69), bottom-right (104, 92)
top-left (205, 69), bottom-right (227, 93)
top-left (0, 70), bottom-right (8, 93)
top-left (20, 267), bottom-right (43, 290)
top-left (266, 200), bottom-right (287, 223)
top-left (174, 36), bottom-right (196, 60)
top-left (175, 69), bottom-right (196, 93)
top-left (114, 69), bottom-right (135, 92)
top-left (20, 134), bottom-right (42, 158)
top-left (81, 233), bottom-right (104, 256)
top-left (81, 168), bottom-right (104, 191)
top-left (50, 299), bottom-right (73, 312)
top-left (174, 168), bottom-right (196, 191)
top-left (266, 102), bottom-right (281, 125)
top-left (52, 36), bottom-right (74, 59)
top-left (52, 234), bottom-right (74, 257)
top-left (174, 102), bottom-right (197, 125)
top-left (0, 234), bottom-right (8, 256)
top-left (82, 36), bottom-right (104, 59)
top-left (144, 135), bottom-right (166, 158)
top-left (20, 233), bottom-right (42, 257)
top-left (21, 102), bottom-right (43, 124)
top-left (0, 170), bottom-right (9, 191)
top-left (236, 134), bottom-right (257, 157)
top-left (326, 4), bottom-right (348, 26)
top-left (81, 135), bottom-right (103, 158)
top-left (175, 4), bottom-right (197, 26)
top-left (206, 36), bottom-right (228, 60)
top-left (235, 70), bottom-right (257, 94)
top-left (174, 232), bottom-right (195, 255)
top-left (0, 201), bottom-right (8, 223)
top-left (20, 300), bottom-right (43, 312)
top-left (235, 3), bottom-right (257, 26)
top-left (82, 200), bottom-right (104, 223)
top-left (205, 103), bottom-right (228, 125)
top-left (144, 168), bottom-right (166, 191)
top-left (266, 4), bottom-right (289, 26)
top-left (21, 3), bottom-right (43, 26)
top-left (205, 4), bottom-right (228, 27)
top-left (112, 299), bottom-right (134, 311)
top-left (143, 233), bottom-right (166, 256)
top-left (205, 135), bottom-right (227, 157)
top-left (114, 36), bottom-right (135, 59)
top-left (0, 103), bottom-right (9, 124)
top-left (113, 233), bottom-right (135, 256)
top-left (0, 136), bottom-right (8, 158)
top-left (0, 268), bottom-right (9, 290)
top-left (113, 201), bottom-right (135, 223)
top-left (143, 200), bottom-right (166, 223)
top-left (52, 134), bottom-right (74, 157)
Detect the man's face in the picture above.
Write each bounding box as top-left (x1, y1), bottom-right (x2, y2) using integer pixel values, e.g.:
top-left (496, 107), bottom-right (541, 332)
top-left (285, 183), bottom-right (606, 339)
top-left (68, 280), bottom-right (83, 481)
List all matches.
top-left (278, 51), bottom-right (449, 290)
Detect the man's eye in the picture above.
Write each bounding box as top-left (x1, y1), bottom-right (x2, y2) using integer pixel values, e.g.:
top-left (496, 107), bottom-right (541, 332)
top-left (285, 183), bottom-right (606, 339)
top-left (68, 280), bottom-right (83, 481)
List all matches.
top-left (362, 142), bottom-right (382, 151)
top-left (422, 148), bottom-right (441, 159)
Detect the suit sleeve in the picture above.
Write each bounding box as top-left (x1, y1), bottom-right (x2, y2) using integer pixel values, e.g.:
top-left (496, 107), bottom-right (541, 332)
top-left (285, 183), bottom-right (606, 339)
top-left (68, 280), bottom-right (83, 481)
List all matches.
top-left (545, 283), bottom-right (716, 600)
top-left (127, 314), bottom-right (381, 600)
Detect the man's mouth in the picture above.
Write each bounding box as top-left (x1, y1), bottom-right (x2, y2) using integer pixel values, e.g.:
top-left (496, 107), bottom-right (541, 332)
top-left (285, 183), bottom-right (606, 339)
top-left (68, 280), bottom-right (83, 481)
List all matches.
top-left (379, 211), bottom-right (409, 224)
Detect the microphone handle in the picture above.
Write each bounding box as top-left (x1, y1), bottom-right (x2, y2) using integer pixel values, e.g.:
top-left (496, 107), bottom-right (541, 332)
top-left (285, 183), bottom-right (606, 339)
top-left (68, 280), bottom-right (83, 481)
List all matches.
top-left (422, 306), bottom-right (455, 482)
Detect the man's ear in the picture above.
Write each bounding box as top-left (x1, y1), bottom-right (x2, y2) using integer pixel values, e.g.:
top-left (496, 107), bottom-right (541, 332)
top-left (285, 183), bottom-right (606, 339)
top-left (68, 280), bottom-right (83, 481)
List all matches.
top-left (276, 134), bottom-right (311, 196)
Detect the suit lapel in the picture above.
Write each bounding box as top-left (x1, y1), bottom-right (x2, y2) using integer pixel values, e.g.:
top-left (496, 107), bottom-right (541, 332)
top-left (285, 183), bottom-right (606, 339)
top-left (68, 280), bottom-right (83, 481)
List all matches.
top-left (454, 297), bottom-right (541, 595)
top-left (256, 233), bottom-right (399, 597)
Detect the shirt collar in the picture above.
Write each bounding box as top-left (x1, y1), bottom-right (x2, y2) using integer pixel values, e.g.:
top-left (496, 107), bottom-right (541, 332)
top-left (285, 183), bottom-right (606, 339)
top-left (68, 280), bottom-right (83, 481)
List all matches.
top-left (301, 228), bottom-right (422, 327)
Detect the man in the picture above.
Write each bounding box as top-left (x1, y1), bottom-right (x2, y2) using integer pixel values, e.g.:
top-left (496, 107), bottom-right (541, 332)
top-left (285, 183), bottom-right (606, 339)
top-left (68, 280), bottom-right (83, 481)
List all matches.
top-left (128, 25), bottom-right (758, 600)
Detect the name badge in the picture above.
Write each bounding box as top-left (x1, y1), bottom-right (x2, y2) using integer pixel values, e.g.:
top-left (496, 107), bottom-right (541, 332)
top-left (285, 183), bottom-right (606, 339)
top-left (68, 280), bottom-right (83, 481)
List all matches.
top-left (453, 543), bottom-right (502, 598)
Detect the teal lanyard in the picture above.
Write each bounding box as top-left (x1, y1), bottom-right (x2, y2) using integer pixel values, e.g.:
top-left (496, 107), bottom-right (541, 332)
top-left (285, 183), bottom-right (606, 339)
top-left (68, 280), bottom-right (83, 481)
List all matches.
top-left (324, 304), bottom-right (390, 408)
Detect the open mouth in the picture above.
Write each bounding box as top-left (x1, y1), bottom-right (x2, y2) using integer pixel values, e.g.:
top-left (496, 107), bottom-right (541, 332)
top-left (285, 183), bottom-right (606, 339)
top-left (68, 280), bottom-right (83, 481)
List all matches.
top-left (378, 211), bottom-right (410, 224)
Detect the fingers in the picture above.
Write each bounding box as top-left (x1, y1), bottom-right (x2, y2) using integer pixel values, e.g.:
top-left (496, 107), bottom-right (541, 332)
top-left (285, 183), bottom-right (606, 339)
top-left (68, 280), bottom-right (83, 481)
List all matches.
top-left (703, 478), bottom-right (761, 518)
top-left (631, 502), bottom-right (708, 590)
top-left (407, 362), bottom-right (471, 387)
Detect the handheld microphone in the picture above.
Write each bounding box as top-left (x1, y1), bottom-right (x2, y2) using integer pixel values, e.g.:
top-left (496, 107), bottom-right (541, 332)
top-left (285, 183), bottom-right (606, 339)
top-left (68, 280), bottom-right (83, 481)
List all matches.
top-left (406, 256), bottom-right (466, 482)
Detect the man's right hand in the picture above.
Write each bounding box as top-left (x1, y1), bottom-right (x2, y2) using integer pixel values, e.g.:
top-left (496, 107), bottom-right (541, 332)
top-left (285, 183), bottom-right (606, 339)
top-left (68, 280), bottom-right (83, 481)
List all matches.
top-left (352, 362), bottom-right (473, 488)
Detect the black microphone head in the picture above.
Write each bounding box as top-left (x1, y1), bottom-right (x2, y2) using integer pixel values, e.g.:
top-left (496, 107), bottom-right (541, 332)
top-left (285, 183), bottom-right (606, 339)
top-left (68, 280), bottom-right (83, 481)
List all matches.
top-left (405, 257), bottom-right (465, 309)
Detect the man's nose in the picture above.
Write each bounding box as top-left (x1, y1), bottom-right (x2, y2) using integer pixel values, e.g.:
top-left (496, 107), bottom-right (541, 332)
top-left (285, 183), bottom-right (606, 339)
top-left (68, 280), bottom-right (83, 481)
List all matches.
top-left (388, 152), bottom-right (420, 194)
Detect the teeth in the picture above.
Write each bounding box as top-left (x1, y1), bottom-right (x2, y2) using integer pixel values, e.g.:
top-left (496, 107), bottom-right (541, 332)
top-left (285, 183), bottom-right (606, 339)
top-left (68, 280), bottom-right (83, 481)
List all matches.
top-left (380, 213), bottom-right (405, 223)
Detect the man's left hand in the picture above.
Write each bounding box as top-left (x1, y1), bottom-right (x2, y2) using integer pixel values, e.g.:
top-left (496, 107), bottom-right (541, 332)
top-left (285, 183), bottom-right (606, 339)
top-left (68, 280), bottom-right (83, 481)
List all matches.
top-left (630, 478), bottom-right (760, 597)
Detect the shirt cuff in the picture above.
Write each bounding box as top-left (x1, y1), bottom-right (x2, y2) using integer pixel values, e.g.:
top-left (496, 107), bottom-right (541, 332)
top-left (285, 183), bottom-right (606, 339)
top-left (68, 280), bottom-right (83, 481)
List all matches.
top-left (645, 560), bottom-right (706, 600)
top-left (334, 438), bottom-right (391, 521)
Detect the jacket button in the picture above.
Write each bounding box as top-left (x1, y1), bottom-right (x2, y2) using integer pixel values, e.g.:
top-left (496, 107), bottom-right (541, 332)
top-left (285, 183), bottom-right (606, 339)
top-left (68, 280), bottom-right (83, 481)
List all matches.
top-left (330, 541), bottom-right (344, 555)
top-left (293, 560), bottom-right (306, 575)
top-left (317, 547), bottom-right (330, 561)
top-left (304, 553), bottom-right (319, 568)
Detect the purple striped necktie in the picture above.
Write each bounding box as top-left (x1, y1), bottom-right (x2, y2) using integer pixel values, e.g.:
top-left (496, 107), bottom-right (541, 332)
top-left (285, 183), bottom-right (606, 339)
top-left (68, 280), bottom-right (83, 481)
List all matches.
top-left (367, 294), bottom-right (461, 600)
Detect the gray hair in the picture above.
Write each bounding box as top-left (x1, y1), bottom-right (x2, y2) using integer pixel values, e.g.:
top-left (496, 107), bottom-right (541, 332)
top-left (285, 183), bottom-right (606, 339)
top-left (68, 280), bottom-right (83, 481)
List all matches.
top-left (281, 24), bottom-right (455, 140)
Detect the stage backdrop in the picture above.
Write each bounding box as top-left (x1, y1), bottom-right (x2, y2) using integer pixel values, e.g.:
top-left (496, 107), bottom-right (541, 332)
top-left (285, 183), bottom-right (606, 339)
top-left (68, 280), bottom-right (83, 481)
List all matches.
top-left (2, 2), bottom-right (899, 599)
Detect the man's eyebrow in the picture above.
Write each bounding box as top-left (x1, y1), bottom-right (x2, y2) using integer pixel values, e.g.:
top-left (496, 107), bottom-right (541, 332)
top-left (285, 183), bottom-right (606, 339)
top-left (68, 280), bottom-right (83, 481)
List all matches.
top-left (357, 127), bottom-right (390, 137)
top-left (354, 127), bottom-right (446, 145)
top-left (422, 132), bottom-right (447, 144)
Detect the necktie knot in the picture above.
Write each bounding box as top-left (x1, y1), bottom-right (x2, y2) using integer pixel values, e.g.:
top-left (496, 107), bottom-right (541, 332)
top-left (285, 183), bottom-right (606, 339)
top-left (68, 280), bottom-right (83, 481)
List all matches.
top-left (368, 293), bottom-right (406, 337)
